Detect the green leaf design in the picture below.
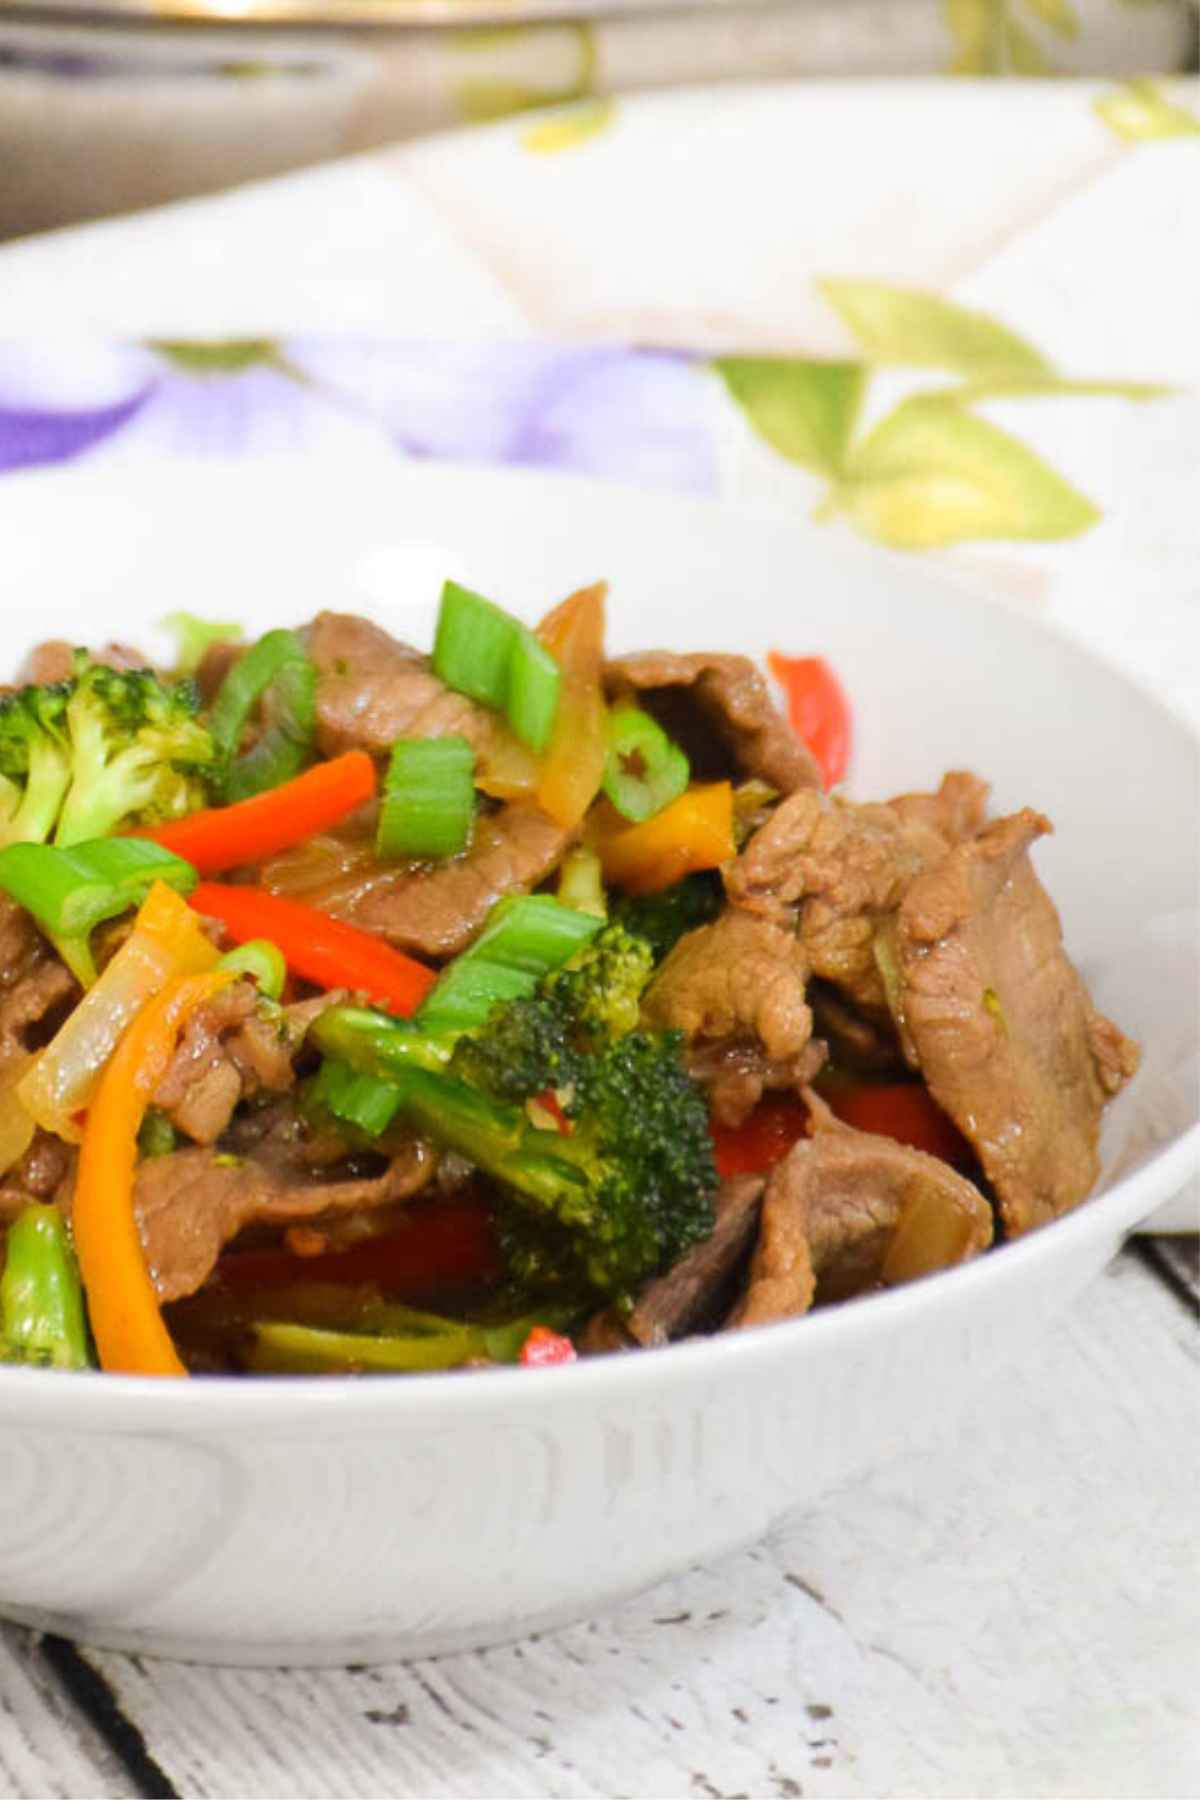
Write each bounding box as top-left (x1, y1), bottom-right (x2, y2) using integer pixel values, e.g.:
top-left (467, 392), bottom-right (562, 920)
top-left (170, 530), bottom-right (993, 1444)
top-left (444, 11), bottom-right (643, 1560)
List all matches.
top-left (946, 375), bottom-right (1168, 404)
top-left (714, 358), bottom-right (866, 477)
top-left (456, 79), bottom-right (551, 124)
top-left (833, 394), bottom-right (1099, 548)
top-left (817, 280), bottom-right (1052, 378)
top-left (1094, 79), bottom-right (1200, 142)
top-left (944, 0), bottom-right (1002, 72)
top-left (151, 339), bottom-right (280, 375)
top-left (1005, 17), bottom-right (1052, 72)
top-left (522, 99), bottom-right (615, 154)
top-left (1023, 0), bottom-right (1078, 38)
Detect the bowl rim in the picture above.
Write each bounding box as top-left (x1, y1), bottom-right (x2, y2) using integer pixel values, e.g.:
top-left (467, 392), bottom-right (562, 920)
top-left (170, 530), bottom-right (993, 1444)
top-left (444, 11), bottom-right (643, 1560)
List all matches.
top-left (0, 1118), bottom-right (1193, 1430)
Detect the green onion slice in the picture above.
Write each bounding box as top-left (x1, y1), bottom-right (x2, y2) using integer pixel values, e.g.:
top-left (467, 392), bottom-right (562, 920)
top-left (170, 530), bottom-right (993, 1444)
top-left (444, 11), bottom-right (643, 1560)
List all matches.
top-left (0, 837), bottom-right (197, 988)
top-left (505, 629), bottom-right (561, 754)
top-left (432, 583), bottom-right (519, 711)
top-left (309, 1056), bottom-right (404, 1138)
top-left (376, 736), bottom-right (475, 862)
top-left (209, 628), bottom-right (316, 804)
top-left (161, 613), bottom-right (243, 676)
top-left (416, 895), bottom-right (603, 1036)
top-left (601, 704), bottom-right (690, 823)
top-left (217, 938), bottom-right (287, 1001)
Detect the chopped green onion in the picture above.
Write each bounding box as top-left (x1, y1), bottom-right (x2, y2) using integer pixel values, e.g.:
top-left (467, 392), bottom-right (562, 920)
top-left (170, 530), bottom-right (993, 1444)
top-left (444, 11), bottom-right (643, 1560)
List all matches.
top-left (209, 628), bottom-right (316, 804)
top-left (310, 1056), bottom-right (404, 1137)
top-left (556, 846), bottom-right (607, 918)
top-left (161, 613), bottom-right (243, 676)
top-left (310, 1005), bottom-right (455, 1077)
top-left (243, 1305), bottom-right (578, 1375)
top-left (431, 581), bottom-right (562, 751)
top-left (217, 938), bottom-right (287, 1001)
top-left (0, 1204), bottom-right (92, 1370)
top-left (0, 837), bottom-right (197, 987)
top-left (376, 736), bottom-right (475, 862)
top-left (416, 895), bottom-right (603, 1035)
top-left (505, 629), bottom-right (562, 753)
top-left (602, 705), bottom-right (690, 823)
top-left (432, 582), bottom-right (519, 711)
top-left (138, 1109), bottom-right (178, 1160)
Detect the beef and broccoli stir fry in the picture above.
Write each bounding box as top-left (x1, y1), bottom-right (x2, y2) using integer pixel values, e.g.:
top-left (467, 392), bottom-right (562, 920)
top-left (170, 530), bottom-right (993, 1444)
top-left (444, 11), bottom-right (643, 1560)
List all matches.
top-left (0, 585), bottom-right (1138, 1377)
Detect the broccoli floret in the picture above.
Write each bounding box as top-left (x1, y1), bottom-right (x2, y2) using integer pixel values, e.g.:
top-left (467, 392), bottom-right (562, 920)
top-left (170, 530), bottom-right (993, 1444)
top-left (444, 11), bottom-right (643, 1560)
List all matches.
top-left (613, 870), bottom-right (723, 962)
top-left (546, 923), bottom-right (654, 1045)
top-left (0, 658), bottom-right (216, 849)
top-left (0, 683), bottom-right (73, 848)
top-left (495, 1026), bottom-right (717, 1303)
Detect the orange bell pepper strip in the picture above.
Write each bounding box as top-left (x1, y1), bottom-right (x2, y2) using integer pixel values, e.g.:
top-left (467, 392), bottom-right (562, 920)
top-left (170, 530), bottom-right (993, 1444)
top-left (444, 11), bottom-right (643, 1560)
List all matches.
top-left (534, 583), bottom-right (609, 829)
top-left (767, 653), bottom-right (852, 790)
top-left (19, 879), bottom-right (220, 1143)
top-left (594, 781), bottom-right (735, 895)
top-left (143, 751), bottom-right (376, 876)
top-left (73, 964), bottom-right (236, 1376)
top-left (190, 883), bottom-right (436, 1016)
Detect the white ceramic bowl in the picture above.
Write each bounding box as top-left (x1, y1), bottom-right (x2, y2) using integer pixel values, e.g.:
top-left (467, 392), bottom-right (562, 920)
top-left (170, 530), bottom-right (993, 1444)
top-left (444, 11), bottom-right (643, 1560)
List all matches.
top-left (0, 463), bottom-right (1195, 1666)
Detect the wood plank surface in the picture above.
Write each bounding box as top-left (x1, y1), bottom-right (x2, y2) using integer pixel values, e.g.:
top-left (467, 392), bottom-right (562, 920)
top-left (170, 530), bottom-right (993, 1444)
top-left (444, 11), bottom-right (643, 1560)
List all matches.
top-left (53, 1248), bottom-right (1198, 1800)
top-left (0, 1626), bottom-right (136, 1799)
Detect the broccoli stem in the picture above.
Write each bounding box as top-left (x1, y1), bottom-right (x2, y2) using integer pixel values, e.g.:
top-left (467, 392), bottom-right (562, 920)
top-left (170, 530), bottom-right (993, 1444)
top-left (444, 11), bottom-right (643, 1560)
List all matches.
top-left (0, 1204), bottom-right (92, 1370)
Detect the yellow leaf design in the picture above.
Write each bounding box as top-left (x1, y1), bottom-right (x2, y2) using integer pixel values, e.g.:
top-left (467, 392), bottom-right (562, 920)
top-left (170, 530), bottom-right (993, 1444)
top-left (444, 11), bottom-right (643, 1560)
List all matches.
top-left (456, 79), bottom-right (549, 125)
top-left (523, 99), bottom-right (615, 154)
top-left (944, 0), bottom-right (1002, 72)
top-left (1005, 17), bottom-right (1052, 72)
top-left (1023, 0), bottom-right (1078, 38)
top-left (714, 359), bottom-right (866, 477)
top-left (1094, 79), bottom-right (1200, 142)
top-left (818, 280), bottom-right (1051, 378)
top-left (834, 395), bottom-right (1099, 548)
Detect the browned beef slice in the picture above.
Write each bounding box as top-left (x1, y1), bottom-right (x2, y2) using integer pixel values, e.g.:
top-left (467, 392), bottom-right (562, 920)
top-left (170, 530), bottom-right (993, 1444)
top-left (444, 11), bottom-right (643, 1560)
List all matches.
top-left (153, 984), bottom-right (342, 1145)
top-left (606, 651), bottom-right (821, 794)
top-left (304, 612), bottom-right (501, 762)
top-left (626, 1174), bottom-right (766, 1346)
top-left (643, 908), bottom-right (817, 1128)
top-left (14, 640), bottom-right (150, 685)
top-left (893, 809), bottom-right (1139, 1236)
top-left (730, 1113), bottom-right (992, 1328)
top-left (291, 803), bottom-right (572, 960)
top-left (727, 774), bottom-right (986, 1018)
top-left (643, 908), bottom-right (812, 1060)
top-left (133, 1137), bottom-right (437, 1303)
top-left (0, 898), bottom-right (78, 1062)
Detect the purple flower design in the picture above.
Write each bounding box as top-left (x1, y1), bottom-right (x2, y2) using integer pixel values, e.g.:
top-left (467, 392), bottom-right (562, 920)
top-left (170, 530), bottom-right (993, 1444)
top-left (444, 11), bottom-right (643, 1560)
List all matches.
top-left (0, 338), bottom-right (719, 493)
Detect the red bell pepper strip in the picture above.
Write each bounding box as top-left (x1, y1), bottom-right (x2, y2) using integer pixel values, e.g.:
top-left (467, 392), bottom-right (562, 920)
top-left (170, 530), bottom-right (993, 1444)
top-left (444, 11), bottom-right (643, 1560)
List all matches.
top-left (519, 1325), bottom-right (577, 1367)
top-left (216, 1196), bottom-right (500, 1297)
top-left (190, 882), bottom-right (436, 1016)
top-left (823, 1081), bottom-right (972, 1169)
top-left (767, 653), bottom-right (852, 790)
top-left (144, 751), bottom-right (376, 876)
top-left (710, 1093), bottom-right (810, 1179)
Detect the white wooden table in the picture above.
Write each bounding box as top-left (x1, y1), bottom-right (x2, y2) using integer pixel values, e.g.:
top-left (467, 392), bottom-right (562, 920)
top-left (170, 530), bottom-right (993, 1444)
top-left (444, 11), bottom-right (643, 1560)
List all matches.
top-left (2, 1236), bottom-right (1196, 1800)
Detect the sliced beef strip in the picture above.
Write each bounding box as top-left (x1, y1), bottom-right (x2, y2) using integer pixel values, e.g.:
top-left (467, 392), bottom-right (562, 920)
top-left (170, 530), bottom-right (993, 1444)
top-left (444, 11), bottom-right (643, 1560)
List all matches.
top-left (282, 802), bottom-right (572, 961)
top-left (153, 985), bottom-right (344, 1146)
top-left (132, 1136), bottom-right (438, 1303)
top-left (892, 808), bottom-right (1140, 1236)
top-left (0, 897), bottom-right (78, 1063)
top-left (687, 1036), bottom-right (826, 1131)
top-left (642, 907), bottom-right (817, 1129)
top-left (729, 1108), bottom-right (992, 1329)
top-left (626, 1173), bottom-right (766, 1346)
top-left (727, 774), bottom-right (987, 1018)
top-left (304, 611), bottom-right (502, 763)
top-left (13, 640), bottom-right (151, 686)
top-left (605, 651), bottom-right (822, 794)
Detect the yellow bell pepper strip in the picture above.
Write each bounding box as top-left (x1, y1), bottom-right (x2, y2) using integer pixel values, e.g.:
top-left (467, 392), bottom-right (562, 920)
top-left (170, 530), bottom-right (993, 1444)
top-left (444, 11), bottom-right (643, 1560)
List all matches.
top-left (535, 583), bottom-right (609, 830)
top-left (593, 782), bottom-right (736, 895)
top-left (74, 965), bottom-right (235, 1377)
top-left (19, 880), bottom-right (217, 1143)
